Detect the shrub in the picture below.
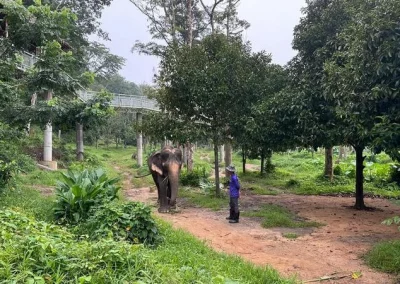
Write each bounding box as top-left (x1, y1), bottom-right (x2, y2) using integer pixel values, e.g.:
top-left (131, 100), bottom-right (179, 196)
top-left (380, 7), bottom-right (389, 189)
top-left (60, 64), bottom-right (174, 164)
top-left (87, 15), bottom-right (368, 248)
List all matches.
top-left (285, 179), bottom-right (300, 187)
top-left (333, 165), bottom-right (342, 176)
top-left (0, 209), bottom-right (146, 283)
top-left (75, 201), bottom-right (161, 246)
top-left (0, 141), bottom-right (35, 188)
top-left (180, 166), bottom-right (208, 186)
top-left (389, 164), bottom-right (400, 185)
top-left (54, 168), bottom-right (120, 223)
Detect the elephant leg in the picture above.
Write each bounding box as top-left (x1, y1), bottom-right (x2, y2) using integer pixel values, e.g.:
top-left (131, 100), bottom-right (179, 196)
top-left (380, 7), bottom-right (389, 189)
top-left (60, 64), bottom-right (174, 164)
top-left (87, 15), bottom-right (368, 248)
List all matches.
top-left (158, 176), bottom-right (170, 213)
top-left (167, 180), bottom-right (172, 204)
top-left (151, 173), bottom-right (161, 204)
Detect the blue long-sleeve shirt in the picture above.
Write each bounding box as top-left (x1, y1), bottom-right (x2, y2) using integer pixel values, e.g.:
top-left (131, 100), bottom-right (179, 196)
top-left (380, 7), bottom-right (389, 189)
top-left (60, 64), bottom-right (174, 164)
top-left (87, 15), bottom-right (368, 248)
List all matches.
top-left (229, 174), bottom-right (240, 198)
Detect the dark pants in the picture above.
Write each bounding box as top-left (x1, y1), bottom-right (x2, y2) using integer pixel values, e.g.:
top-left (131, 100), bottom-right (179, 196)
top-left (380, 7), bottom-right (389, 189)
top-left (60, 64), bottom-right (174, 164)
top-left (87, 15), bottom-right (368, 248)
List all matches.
top-left (229, 197), bottom-right (240, 220)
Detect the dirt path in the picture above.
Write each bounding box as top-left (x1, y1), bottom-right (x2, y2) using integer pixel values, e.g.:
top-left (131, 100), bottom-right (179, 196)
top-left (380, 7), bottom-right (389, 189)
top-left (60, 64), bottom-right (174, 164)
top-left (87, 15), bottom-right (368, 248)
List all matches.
top-left (123, 175), bottom-right (400, 284)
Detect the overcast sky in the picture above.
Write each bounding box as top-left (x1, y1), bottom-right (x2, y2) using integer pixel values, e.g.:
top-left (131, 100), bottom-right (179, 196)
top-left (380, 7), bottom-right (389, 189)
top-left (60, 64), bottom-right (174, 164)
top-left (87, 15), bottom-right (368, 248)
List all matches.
top-left (95, 0), bottom-right (307, 84)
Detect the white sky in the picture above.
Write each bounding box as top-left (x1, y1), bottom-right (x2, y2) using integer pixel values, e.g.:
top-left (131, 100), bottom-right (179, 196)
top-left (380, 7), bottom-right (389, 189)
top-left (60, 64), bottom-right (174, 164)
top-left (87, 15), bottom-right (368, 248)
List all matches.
top-left (95, 0), bottom-right (307, 84)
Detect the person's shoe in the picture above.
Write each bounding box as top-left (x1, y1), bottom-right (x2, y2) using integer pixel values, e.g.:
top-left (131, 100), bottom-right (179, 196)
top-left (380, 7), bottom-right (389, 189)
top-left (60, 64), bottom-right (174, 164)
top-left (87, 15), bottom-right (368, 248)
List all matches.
top-left (229, 219), bottom-right (239, 223)
top-left (226, 216), bottom-right (233, 220)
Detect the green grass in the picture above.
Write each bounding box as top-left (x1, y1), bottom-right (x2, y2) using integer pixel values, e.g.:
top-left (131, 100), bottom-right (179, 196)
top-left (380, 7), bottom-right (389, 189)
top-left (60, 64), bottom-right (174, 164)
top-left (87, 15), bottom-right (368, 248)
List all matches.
top-left (0, 166), bottom-right (294, 283)
top-left (0, 186), bottom-right (54, 222)
top-left (364, 240), bottom-right (400, 274)
top-left (246, 185), bottom-right (279, 195)
top-left (85, 145), bottom-right (137, 176)
top-left (17, 169), bottom-right (62, 187)
top-left (282, 233), bottom-right (298, 239)
top-left (242, 204), bottom-right (323, 229)
top-left (148, 220), bottom-right (296, 283)
top-left (180, 188), bottom-right (228, 211)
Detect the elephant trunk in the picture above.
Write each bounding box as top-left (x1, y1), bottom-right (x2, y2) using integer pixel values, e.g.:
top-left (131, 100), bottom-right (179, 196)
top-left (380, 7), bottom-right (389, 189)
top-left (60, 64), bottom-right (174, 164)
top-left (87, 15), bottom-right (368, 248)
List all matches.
top-left (168, 163), bottom-right (180, 207)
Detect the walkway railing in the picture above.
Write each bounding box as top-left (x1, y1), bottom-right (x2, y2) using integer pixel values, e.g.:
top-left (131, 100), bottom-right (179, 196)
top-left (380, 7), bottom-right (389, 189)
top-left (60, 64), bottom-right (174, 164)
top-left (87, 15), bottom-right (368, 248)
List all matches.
top-left (19, 52), bottom-right (159, 111)
top-left (77, 90), bottom-right (159, 111)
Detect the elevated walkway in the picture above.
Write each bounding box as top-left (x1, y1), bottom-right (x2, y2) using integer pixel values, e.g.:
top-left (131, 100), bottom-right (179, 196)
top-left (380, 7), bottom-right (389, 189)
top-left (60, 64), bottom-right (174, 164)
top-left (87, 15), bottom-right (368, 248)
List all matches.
top-left (19, 52), bottom-right (159, 111)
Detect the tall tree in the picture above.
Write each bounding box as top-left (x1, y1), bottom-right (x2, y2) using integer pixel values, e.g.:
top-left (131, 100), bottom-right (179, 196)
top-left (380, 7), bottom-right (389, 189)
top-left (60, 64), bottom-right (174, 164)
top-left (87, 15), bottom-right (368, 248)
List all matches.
top-left (323, 0), bottom-right (400, 209)
top-left (91, 74), bottom-right (142, 96)
top-left (291, 0), bottom-right (351, 180)
top-left (157, 34), bottom-right (251, 196)
top-left (130, 0), bottom-right (248, 55)
top-left (242, 64), bottom-right (290, 175)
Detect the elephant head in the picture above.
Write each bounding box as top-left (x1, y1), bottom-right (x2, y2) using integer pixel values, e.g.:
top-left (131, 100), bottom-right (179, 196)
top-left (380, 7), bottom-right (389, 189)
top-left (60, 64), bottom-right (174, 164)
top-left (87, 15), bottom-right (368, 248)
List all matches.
top-left (148, 146), bottom-right (182, 213)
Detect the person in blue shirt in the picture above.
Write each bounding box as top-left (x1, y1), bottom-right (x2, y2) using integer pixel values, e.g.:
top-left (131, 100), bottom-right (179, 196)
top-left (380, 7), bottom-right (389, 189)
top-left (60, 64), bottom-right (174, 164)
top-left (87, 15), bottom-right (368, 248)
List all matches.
top-left (226, 165), bottom-right (240, 223)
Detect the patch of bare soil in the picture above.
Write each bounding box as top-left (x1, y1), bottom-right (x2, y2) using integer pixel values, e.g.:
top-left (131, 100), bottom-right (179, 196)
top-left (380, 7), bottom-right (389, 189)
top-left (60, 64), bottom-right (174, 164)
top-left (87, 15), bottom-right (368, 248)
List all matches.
top-left (124, 177), bottom-right (400, 284)
top-left (32, 185), bottom-right (54, 196)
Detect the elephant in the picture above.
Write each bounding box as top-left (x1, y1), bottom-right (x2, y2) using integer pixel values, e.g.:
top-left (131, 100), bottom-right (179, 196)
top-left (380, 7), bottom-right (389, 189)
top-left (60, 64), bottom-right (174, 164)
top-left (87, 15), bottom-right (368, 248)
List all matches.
top-left (148, 145), bottom-right (183, 213)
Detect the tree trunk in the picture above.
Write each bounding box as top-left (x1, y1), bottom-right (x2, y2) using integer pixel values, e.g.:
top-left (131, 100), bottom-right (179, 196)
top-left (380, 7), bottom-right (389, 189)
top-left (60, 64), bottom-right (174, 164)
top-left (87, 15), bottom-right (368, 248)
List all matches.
top-left (242, 147), bottom-right (246, 174)
top-left (214, 142), bottom-right (220, 197)
top-left (220, 145), bottom-right (225, 162)
top-left (76, 122), bottom-right (84, 161)
top-left (187, 142), bottom-right (194, 172)
top-left (339, 146), bottom-right (345, 160)
top-left (355, 145), bottom-right (366, 209)
top-left (324, 147), bottom-right (333, 181)
top-left (183, 144), bottom-right (188, 167)
top-left (224, 141), bottom-right (232, 177)
top-left (266, 149), bottom-right (273, 173)
top-left (260, 152), bottom-right (265, 175)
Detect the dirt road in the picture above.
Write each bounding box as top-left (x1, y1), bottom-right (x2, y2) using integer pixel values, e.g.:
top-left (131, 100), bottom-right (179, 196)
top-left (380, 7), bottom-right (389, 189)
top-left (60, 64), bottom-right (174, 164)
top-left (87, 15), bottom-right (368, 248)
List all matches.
top-left (125, 184), bottom-right (400, 284)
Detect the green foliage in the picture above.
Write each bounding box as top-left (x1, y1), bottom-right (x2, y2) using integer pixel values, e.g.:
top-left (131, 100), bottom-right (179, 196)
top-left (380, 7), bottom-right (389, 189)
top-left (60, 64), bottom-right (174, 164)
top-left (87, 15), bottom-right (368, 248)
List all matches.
top-left (282, 233), bottom-right (298, 239)
top-left (0, 187), bottom-right (54, 222)
top-left (246, 185), bottom-right (278, 196)
top-left (389, 165), bottom-right (400, 185)
top-left (365, 240), bottom-right (400, 274)
top-left (285, 179), bottom-right (300, 188)
top-left (242, 204), bottom-right (323, 229)
top-left (180, 166), bottom-right (208, 187)
top-left (382, 216), bottom-right (400, 232)
top-left (0, 130), bottom-right (36, 187)
top-left (333, 165), bottom-right (342, 176)
top-left (0, 209), bottom-right (147, 283)
top-left (91, 74), bottom-right (141, 95)
top-left (54, 168), bottom-right (120, 223)
top-left (75, 201), bottom-right (161, 245)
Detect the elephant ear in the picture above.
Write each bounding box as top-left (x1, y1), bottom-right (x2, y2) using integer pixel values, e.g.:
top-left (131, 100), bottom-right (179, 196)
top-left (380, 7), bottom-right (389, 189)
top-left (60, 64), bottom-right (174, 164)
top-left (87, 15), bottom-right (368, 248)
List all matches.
top-left (151, 163), bottom-right (163, 175)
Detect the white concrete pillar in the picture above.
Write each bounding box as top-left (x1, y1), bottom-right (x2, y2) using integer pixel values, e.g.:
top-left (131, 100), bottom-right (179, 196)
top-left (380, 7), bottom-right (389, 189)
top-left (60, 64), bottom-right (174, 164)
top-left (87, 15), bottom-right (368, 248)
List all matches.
top-left (136, 112), bottom-right (143, 167)
top-left (43, 123), bottom-right (52, 162)
top-left (43, 90), bottom-right (53, 162)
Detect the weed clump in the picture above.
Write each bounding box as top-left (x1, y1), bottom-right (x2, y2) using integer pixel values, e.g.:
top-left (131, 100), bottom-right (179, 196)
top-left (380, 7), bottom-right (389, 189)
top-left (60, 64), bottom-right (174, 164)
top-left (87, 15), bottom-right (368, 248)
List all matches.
top-left (286, 179), bottom-right (300, 187)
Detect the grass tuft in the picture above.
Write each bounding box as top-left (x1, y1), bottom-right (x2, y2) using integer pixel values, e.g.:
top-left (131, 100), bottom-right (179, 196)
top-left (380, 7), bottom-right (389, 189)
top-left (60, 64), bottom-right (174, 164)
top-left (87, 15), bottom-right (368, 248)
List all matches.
top-left (243, 204), bottom-right (323, 229)
top-left (364, 240), bottom-right (400, 274)
top-left (282, 233), bottom-right (298, 239)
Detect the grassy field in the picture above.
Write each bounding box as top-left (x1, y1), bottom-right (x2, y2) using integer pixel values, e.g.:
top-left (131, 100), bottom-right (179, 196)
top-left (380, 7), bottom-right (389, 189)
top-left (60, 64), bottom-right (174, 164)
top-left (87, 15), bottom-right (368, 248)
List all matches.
top-left (180, 147), bottom-right (400, 276)
top-left (4, 144), bottom-right (400, 279)
top-left (0, 145), bottom-right (296, 284)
